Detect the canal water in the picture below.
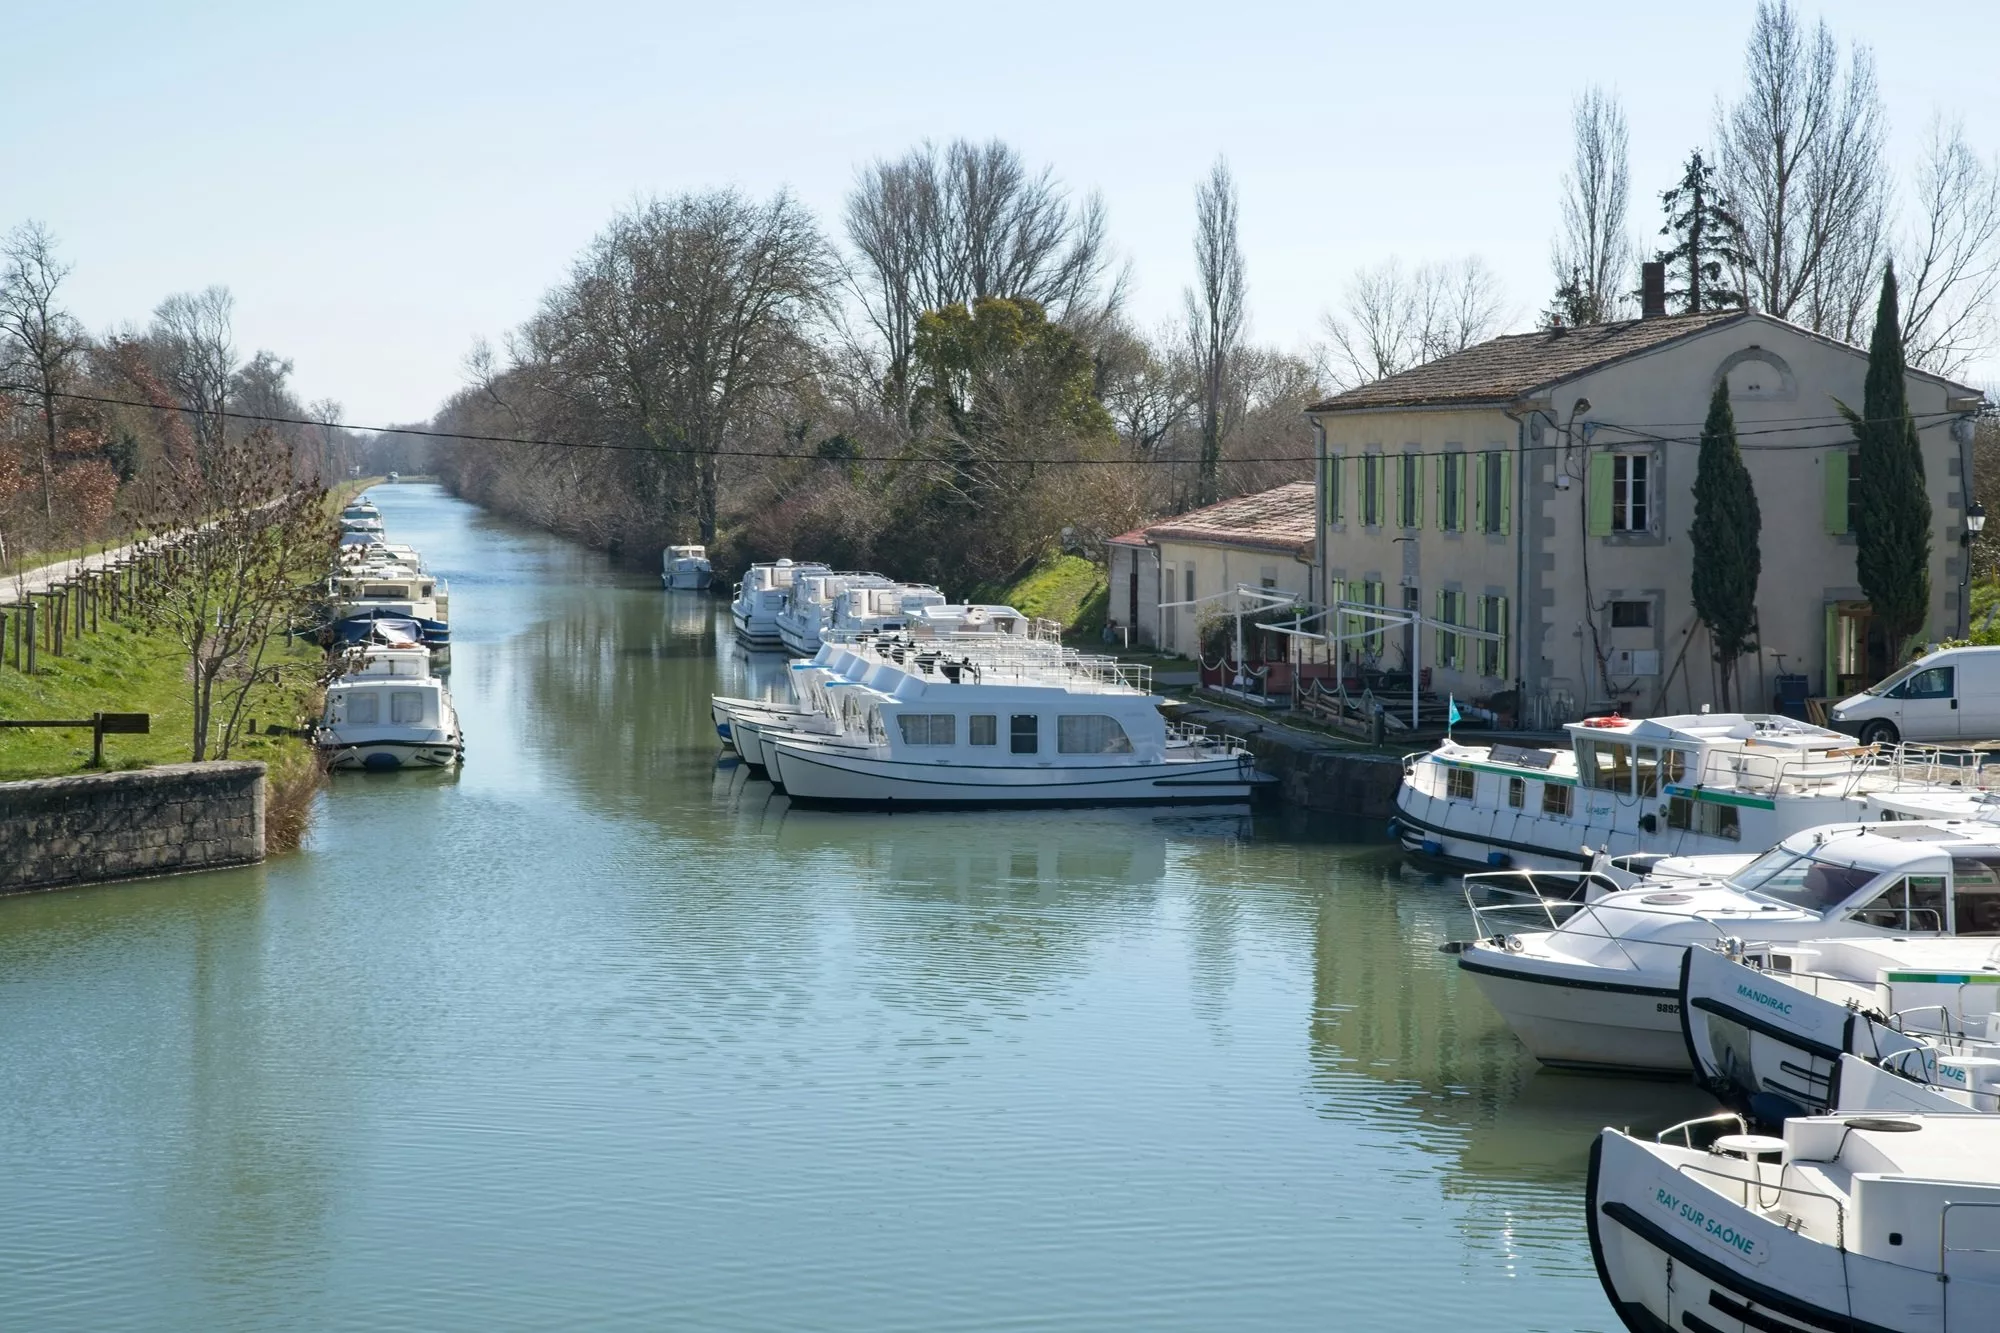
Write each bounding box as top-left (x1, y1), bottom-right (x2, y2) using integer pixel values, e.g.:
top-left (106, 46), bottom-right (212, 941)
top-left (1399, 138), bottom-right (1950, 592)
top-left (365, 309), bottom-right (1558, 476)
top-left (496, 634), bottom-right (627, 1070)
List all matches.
top-left (0, 485), bottom-right (1716, 1331)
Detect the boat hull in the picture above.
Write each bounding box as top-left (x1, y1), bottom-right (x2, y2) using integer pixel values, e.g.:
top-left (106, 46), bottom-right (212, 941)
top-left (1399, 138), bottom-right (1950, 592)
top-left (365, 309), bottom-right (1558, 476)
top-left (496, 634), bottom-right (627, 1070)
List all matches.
top-left (1587, 1129), bottom-right (1981, 1333)
top-left (768, 740), bottom-right (1260, 809)
top-left (664, 569), bottom-right (712, 590)
top-left (731, 608), bottom-right (784, 648)
top-left (319, 739), bottom-right (463, 771)
top-left (1458, 949), bottom-right (1688, 1073)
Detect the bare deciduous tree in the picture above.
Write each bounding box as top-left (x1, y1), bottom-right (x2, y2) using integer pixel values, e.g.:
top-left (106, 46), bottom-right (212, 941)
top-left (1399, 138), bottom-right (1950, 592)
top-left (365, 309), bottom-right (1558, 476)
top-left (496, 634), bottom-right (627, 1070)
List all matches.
top-left (1898, 117), bottom-right (2000, 378)
top-left (1185, 158), bottom-right (1246, 506)
top-left (1549, 85), bottom-right (1635, 325)
top-left (0, 222), bottom-right (89, 524)
top-left (845, 139), bottom-right (1118, 413)
top-left (1095, 319), bottom-right (1192, 455)
top-left (1717, 0), bottom-right (1889, 340)
top-left (148, 286), bottom-right (238, 457)
top-left (1318, 257), bottom-right (1507, 389)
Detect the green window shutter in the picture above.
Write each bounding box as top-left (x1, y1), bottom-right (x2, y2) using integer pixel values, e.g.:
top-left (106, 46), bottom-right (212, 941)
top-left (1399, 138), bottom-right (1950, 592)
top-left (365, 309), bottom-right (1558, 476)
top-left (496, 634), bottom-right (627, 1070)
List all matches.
top-left (1331, 454), bottom-right (1343, 523)
top-left (1495, 595), bottom-right (1510, 677)
top-left (1587, 453), bottom-right (1614, 536)
top-left (1499, 454), bottom-right (1513, 535)
top-left (1412, 456), bottom-right (1425, 528)
top-left (1824, 448), bottom-right (1850, 535)
top-left (1471, 456), bottom-right (1486, 533)
top-left (1436, 456), bottom-right (1446, 530)
top-left (1459, 456), bottom-right (1471, 534)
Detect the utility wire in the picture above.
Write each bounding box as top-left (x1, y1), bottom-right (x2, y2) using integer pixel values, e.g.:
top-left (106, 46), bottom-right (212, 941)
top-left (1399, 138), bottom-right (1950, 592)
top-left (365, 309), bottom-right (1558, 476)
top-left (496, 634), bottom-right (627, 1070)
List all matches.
top-left (0, 381), bottom-right (1975, 467)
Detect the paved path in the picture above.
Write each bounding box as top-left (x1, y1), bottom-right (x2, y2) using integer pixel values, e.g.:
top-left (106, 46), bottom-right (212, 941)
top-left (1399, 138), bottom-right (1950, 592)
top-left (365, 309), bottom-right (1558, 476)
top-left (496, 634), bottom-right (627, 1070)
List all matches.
top-left (1, 540), bottom-right (151, 605)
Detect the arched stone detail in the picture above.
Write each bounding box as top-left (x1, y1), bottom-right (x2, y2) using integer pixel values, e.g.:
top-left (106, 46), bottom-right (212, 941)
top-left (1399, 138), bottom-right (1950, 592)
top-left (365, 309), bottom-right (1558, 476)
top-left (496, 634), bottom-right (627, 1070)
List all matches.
top-left (1712, 346), bottom-right (1798, 402)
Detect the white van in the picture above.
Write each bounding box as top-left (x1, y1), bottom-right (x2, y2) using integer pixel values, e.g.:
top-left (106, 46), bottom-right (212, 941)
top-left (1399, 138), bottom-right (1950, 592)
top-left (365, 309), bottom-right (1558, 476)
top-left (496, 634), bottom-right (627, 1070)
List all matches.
top-left (1828, 645), bottom-right (2000, 744)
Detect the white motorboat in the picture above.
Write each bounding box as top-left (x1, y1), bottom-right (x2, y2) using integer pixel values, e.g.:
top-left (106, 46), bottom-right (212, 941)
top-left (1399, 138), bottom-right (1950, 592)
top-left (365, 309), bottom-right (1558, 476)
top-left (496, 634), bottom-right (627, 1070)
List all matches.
top-left (314, 646), bottom-right (463, 771)
top-left (776, 573), bottom-right (952, 655)
top-left (731, 559), bottom-right (829, 648)
top-left (759, 638), bottom-right (1267, 808)
top-left (328, 564), bottom-right (448, 626)
top-left (1682, 938), bottom-right (2000, 1118)
top-left (662, 544), bottom-right (713, 591)
top-left (1589, 1112), bottom-right (2000, 1332)
top-left (1396, 712), bottom-right (1995, 872)
top-left (1453, 821), bottom-right (2000, 1074)
top-left (774, 571), bottom-right (894, 655)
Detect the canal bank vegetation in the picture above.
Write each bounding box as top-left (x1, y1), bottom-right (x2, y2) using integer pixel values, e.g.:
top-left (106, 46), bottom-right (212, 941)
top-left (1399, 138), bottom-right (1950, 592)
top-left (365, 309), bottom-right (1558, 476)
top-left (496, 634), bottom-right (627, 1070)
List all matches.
top-left (421, 143), bottom-right (1321, 618)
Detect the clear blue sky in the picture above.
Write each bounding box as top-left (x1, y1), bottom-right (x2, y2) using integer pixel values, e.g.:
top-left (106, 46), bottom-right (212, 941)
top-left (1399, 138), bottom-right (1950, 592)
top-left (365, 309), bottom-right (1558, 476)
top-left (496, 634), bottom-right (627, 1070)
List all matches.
top-left (5, 0), bottom-right (1996, 423)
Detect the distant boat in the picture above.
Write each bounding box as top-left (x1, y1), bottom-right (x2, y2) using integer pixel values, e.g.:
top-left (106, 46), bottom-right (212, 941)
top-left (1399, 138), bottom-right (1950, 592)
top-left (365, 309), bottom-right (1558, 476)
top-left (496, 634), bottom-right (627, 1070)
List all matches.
top-left (314, 646), bottom-right (463, 770)
top-left (387, 471), bottom-right (400, 483)
top-left (662, 544), bottom-right (713, 591)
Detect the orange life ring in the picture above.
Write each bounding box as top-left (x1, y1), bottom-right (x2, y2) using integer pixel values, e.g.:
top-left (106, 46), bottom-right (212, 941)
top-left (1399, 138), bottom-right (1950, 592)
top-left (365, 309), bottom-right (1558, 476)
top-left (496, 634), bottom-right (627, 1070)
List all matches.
top-left (1581, 714), bottom-right (1627, 728)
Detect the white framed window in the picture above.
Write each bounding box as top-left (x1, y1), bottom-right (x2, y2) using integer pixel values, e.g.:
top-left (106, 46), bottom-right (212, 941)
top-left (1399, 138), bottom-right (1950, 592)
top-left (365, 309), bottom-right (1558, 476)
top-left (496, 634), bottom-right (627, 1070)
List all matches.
top-left (1612, 453), bottom-right (1650, 532)
top-left (1057, 715), bottom-right (1134, 755)
top-left (969, 715), bottom-right (997, 746)
top-left (897, 713), bottom-right (956, 746)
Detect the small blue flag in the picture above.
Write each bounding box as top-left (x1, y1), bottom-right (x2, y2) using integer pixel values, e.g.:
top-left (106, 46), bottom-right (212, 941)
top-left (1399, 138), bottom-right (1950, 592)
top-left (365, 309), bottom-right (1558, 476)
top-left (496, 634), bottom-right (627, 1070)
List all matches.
top-left (1448, 696), bottom-right (1462, 726)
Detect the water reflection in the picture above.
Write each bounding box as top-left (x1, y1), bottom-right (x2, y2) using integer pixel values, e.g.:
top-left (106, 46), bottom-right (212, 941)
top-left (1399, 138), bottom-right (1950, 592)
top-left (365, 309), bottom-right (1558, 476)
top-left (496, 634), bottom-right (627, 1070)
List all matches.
top-left (0, 485), bottom-right (1681, 1331)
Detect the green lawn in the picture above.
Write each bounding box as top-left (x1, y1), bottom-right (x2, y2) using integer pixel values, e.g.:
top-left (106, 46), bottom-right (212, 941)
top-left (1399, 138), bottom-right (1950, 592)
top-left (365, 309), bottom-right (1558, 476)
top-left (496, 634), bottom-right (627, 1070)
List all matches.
top-left (0, 616), bottom-right (322, 781)
top-left (974, 551), bottom-right (1109, 636)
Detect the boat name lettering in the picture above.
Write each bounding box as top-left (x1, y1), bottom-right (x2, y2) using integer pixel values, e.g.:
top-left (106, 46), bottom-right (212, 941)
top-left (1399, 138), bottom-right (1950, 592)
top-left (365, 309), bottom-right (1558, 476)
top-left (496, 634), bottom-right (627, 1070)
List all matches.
top-left (1656, 1002), bottom-right (1681, 1015)
top-left (1654, 1188), bottom-right (1760, 1260)
top-left (1942, 1062), bottom-right (1968, 1083)
top-left (1734, 983), bottom-right (1793, 1016)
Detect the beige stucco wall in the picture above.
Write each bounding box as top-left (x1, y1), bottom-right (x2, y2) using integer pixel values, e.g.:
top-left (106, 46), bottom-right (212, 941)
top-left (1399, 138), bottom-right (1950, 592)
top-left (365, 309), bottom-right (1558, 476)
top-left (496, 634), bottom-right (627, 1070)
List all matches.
top-left (1313, 405), bottom-right (1523, 694)
top-left (1152, 537), bottom-right (1314, 659)
top-left (1528, 319), bottom-right (1969, 718)
top-left (1309, 314), bottom-right (1982, 722)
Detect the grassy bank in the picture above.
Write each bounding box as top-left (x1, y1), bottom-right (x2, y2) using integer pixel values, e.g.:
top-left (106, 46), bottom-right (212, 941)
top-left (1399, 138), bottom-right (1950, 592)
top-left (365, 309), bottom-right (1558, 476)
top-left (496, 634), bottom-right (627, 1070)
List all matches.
top-left (974, 551), bottom-right (1109, 638)
top-left (0, 616), bottom-right (326, 843)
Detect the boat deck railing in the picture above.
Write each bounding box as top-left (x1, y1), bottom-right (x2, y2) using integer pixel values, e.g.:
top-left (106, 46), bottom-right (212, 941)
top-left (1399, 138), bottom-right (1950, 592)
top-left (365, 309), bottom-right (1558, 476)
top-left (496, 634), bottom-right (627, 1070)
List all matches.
top-left (1460, 883), bottom-right (1754, 974)
top-left (1693, 741), bottom-right (1995, 799)
top-left (1165, 719), bottom-right (1253, 758)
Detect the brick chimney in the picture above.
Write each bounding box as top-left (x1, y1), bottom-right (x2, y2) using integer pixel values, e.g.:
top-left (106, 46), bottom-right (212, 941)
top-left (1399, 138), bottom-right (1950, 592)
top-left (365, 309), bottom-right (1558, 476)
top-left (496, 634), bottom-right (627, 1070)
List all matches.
top-left (1641, 261), bottom-right (1667, 319)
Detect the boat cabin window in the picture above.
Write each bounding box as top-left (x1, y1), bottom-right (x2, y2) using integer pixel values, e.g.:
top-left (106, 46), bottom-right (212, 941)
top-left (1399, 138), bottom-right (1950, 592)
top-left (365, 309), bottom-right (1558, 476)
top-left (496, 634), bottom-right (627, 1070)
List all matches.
top-left (347, 692), bottom-right (379, 725)
top-left (363, 584), bottom-right (408, 599)
top-left (1057, 715), bottom-right (1133, 755)
top-left (898, 714), bottom-right (956, 746)
top-left (969, 715), bottom-right (997, 747)
top-left (1010, 715), bottom-right (1039, 755)
top-left (1576, 739), bottom-right (1634, 793)
top-left (1666, 796), bottom-right (1739, 839)
top-left (1542, 783), bottom-right (1572, 816)
top-left (1851, 875), bottom-right (1949, 932)
top-left (1951, 858), bottom-right (2000, 934)
top-left (1507, 777), bottom-right (1524, 809)
top-left (390, 691), bottom-right (426, 725)
top-left (867, 709), bottom-right (888, 746)
top-left (1738, 851), bottom-right (1878, 912)
top-left (1446, 767), bottom-right (1475, 800)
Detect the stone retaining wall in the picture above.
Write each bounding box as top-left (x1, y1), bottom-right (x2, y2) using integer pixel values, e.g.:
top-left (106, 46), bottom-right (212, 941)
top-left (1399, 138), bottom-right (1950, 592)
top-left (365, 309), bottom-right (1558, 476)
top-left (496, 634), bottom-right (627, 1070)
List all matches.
top-left (0, 762), bottom-right (266, 895)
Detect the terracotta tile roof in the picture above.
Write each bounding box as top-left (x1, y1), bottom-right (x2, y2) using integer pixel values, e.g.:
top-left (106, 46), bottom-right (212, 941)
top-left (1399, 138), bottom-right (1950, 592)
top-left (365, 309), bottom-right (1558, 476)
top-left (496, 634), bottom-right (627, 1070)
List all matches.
top-left (1108, 527), bottom-right (1150, 546)
top-left (1143, 481), bottom-right (1317, 557)
top-left (1306, 311), bottom-right (1749, 412)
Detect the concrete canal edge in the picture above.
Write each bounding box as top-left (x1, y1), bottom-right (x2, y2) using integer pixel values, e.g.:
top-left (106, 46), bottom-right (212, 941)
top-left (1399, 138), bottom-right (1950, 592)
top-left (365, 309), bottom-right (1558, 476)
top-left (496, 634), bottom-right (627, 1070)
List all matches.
top-left (0, 761), bottom-right (266, 895)
top-left (1246, 735), bottom-right (1403, 819)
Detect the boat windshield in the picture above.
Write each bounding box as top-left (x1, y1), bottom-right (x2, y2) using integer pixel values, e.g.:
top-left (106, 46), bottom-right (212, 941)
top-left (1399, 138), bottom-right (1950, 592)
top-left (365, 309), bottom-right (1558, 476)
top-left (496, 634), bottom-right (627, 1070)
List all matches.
top-left (1734, 846), bottom-right (1881, 913)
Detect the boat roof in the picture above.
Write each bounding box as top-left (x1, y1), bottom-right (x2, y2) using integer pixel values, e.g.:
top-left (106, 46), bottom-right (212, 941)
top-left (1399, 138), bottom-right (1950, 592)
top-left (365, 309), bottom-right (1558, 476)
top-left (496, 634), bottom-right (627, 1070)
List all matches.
top-left (1769, 820), bottom-right (2000, 864)
top-left (1564, 712), bottom-right (1850, 747)
top-left (1783, 1113), bottom-right (2000, 1183)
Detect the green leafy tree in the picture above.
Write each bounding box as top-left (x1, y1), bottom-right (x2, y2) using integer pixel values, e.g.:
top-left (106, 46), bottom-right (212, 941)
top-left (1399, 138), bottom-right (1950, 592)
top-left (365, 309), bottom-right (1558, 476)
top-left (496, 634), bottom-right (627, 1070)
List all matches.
top-left (1840, 263), bottom-right (1933, 658)
top-left (1689, 379), bottom-right (1762, 709)
top-left (1655, 151), bottom-right (1744, 313)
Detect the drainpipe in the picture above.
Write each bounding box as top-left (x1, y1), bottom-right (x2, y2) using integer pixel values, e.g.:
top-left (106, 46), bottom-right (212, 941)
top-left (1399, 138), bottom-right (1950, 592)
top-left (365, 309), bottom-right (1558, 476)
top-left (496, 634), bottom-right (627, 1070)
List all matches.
top-left (1309, 416), bottom-right (1329, 611)
top-left (1955, 413), bottom-right (1979, 638)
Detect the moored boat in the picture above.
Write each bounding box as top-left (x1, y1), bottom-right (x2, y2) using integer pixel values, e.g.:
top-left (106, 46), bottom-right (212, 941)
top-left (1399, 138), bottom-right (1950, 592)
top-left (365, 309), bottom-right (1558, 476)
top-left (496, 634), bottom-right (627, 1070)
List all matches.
top-left (1453, 821), bottom-right (2000, 1074)
top-left (1589, 1112), bottom-right (2000, 1332)
top-left (662, 544), bottom-right (713, 591)
top-left (313, 646), bottom-right (464, 771)
top-left (1397, 712), bottom-right (1993, 872)
top-left (731, 559), bottom-right (829, 648)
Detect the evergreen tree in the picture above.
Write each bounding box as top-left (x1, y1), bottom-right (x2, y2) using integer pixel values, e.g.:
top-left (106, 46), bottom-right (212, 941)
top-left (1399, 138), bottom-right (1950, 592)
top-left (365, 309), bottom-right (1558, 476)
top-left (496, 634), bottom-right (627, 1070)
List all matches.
top-left (1656, 151), bottom-right (1744, 313)
top-left (1842, 263), bottom-right (1933, 658)
top-left (1689, 378), bottom-right (1761, 709)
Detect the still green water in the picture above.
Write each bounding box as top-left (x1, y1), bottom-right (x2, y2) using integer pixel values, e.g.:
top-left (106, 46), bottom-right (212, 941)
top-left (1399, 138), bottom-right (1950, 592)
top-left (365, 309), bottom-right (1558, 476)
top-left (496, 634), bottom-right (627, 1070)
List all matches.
top-left (0, 485), bottom-right (1716, 1330)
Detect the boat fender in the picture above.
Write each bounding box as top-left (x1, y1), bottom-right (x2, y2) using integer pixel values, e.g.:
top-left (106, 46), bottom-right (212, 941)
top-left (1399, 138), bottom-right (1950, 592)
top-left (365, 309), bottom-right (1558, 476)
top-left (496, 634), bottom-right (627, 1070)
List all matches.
top-left (1485, 851), bottom-right (1512, 868)
top-left (1420, 839), bottom-right (1443, 857)
top-left (1385, 818), bottom-right (1402, 840)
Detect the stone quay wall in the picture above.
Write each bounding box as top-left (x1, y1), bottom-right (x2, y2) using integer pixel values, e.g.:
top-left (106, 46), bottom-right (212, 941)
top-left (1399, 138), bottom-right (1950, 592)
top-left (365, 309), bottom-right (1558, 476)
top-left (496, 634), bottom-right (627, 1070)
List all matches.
top-left (0, 762), bottom-right (266, 895)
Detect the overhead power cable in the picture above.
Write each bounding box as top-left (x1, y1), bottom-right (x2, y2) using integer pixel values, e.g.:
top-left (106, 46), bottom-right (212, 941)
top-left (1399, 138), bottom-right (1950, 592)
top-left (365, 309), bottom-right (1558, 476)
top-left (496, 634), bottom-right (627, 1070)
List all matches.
top-left (0, 381), bottom-right (1976, 467)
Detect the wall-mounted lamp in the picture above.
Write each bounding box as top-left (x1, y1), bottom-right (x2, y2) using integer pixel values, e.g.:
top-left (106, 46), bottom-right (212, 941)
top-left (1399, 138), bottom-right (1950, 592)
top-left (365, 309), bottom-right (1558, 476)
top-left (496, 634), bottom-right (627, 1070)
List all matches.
top-left (1965, 501), bottom-right (1988, 546)
top-left (1555, 474), bottom-right (1573, 491)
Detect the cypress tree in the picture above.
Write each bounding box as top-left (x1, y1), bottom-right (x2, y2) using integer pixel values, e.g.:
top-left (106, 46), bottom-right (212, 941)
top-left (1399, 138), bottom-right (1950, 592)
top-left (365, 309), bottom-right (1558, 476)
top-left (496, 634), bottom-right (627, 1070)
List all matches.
top-left (1690, 378), bottom-right (1761, 709)
top-left (1842, 264), bottom-right (1932, 658)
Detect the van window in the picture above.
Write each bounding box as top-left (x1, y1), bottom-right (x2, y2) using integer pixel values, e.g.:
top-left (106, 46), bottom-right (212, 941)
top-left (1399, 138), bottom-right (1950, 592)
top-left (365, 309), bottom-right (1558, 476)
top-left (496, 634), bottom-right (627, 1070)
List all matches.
top-left (1898, 666), bottom-right (1955, 700)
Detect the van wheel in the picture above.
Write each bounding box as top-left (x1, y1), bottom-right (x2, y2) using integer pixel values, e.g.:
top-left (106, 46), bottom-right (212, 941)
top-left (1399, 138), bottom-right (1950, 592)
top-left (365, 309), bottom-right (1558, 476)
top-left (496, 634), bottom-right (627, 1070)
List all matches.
top-left (1858, 720), bottom-right (1899, 747)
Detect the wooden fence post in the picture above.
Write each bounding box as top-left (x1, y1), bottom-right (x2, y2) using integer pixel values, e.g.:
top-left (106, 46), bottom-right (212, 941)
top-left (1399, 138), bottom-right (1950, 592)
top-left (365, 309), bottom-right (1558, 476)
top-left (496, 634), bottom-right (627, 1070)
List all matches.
top-left (24, 601), bottom-right (36, 673)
